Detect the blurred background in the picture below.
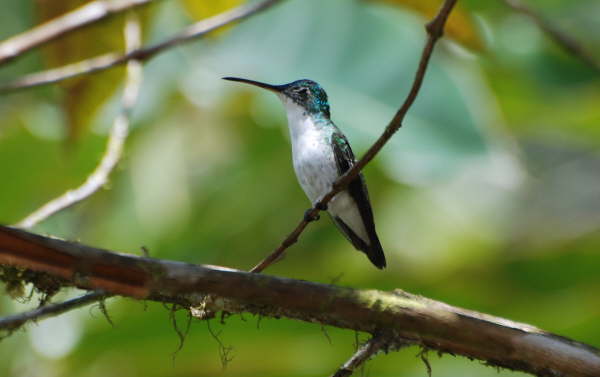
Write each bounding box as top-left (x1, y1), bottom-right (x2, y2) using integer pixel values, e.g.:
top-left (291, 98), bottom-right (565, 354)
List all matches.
top-left (1, 0), bottom-right (599, 376)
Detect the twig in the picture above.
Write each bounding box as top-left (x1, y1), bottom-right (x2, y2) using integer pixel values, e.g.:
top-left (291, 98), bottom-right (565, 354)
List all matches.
top-left (501, 0), bottom-right (600, 72)
top-left (0, 0), bottom-right (155, 66)
top-left (0, 291), bottom-right (108, 333)
top-left (169, 304), bottom-right (192, 360)
top-left (330, 335), bottom-right (390, 377)
top-left (206, 320), bottom-right (235, 369)
top-left (0, 0), bottom-right (283, 93)
top-left (14, 14), bottom-right (144, 229)
top-left (1, 225), bottom-right (600, 377)
top-left (0, 52), bottom-right (119, 92)
top-left (250, 0), bottom-right (458, 273)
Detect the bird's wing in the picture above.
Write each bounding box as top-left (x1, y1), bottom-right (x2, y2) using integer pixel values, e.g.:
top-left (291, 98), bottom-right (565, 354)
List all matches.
top-left (330, 131), bottom-right (374, 230)
top-left (331, 130), bottom-right (386, 268)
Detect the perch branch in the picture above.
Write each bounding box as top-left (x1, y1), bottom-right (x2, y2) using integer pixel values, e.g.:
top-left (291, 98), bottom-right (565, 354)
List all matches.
top-left (1, 225), bottom-right (599, 377)
top-left (0, 0), bottom-right (155, 66)
top-left (0, 291), bottom-right (108, 334)
top-left (0, 0), bottom-right (283, 93)
top-left (15, 14), bottom-right (144, 229)
top-left (501, 0), bottom-right (600, 72)
top-left (250, 0), bottom-right (457, 273)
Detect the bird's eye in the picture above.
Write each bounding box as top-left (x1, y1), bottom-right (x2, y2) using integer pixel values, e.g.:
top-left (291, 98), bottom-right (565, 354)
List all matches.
top-left (296, 88), bottom-right (309, 96)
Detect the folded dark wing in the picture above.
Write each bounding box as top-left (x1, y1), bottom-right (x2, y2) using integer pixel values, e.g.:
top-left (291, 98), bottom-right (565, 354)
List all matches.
top-left (331, 131), bottom-right (386, 268)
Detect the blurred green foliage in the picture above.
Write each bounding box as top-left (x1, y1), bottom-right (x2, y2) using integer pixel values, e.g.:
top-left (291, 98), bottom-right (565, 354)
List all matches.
top-left (1, 0), bottom-right (599, 376)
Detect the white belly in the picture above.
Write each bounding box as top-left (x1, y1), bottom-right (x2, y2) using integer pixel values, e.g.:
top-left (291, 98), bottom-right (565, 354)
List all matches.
top-left (291, 132), bottom-right (369, 243)
top-left (292, 131), bottom-right (338, 204)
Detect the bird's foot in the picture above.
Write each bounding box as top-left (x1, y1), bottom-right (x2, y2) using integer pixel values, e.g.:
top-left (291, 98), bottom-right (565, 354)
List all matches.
top-left (315, 202), bottom-right (328, 211)
top-left (304, 208), bottom-right (320, 222)
top-left (304, 202), bottom-right (328, 222)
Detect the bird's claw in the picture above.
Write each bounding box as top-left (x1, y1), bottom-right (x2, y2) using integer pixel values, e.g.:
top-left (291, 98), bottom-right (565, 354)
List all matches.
top-left (304, 209), bottom-right (320, 222)
top-left (315, 202), bottom-right (328, 211)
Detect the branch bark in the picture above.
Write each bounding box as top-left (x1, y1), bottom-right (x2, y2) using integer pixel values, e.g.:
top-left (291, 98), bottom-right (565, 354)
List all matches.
top-left (0, 0), bottom-right (155, 66)
top-left (14, 13), bottom-right (144, 229)
top-left (1, 225), bottom-right (599, 377)
top-left (251, 0), bottom-right (457, 273)
top-left (0, 0), bottom-right (283, 93)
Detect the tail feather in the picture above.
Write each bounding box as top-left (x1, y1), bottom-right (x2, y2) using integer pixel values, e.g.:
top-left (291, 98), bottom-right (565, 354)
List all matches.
top-left (332, 216), bottom-right (386, 269)
top-left (366, 238), bottom-right (386, 269)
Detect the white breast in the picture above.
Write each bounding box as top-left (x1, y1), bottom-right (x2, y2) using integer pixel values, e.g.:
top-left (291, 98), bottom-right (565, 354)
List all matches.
top-left (280, 96), bottom-right (338, 204)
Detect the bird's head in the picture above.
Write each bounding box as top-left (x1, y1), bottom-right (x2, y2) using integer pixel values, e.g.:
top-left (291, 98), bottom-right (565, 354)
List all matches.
top-left (223, 77), bottom-right (330, 118)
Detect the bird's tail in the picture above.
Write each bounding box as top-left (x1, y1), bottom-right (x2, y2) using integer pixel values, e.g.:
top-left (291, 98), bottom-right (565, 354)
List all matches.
top-left (366, 237), bottom-right (386, 269)
top-left (332, 216), bottom-right (386, 269)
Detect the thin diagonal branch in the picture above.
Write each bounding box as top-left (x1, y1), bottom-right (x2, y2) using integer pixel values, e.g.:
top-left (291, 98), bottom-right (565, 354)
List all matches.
top-left (0, 0), bottom-right (283, 93)
top-left (250, 0), bottom-right (458, 273)
top-left (501, 0), bottom-right (600, 72)
top-left (1, 225), bottom-right (599, 376)
top-left (330, 335), bottom-right (394, 377)
top-left (0, 291), bottom-right (107, 333)
top-left (0, 0), bottom-right (156, 66)
top-left (14, 14), bottom-right (144, 229)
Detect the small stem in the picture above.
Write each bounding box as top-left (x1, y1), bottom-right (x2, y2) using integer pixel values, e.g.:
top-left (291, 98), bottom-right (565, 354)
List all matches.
top-left (501, 0), bottom-right (600, 72)
top-left (14, 14), bottom-right (144, 229)
top-left (330, 335), bottom-right (392, 377)
top-left (0, 291), bottom-right (109, 332)
top-left (0, 0), bottom-right (284, 93)
top-left (0, 0), bottom-right (156, 66)
top-left (249, 0), bottom-right (458, 273)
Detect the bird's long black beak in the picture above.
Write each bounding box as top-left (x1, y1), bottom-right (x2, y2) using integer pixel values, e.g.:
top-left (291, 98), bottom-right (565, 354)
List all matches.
top-left (222, 77), bottom-right (283, 93)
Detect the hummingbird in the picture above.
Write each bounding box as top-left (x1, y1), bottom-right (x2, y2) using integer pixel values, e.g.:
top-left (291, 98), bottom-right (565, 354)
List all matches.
top-left (223, 77), bottom-right (386, 269)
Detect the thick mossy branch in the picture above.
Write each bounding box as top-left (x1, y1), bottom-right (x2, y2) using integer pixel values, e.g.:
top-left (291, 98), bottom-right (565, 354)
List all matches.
top-left (0, 225), bottom-right (599, 377)
top-left (0, 265), bottom-right (66, 302)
